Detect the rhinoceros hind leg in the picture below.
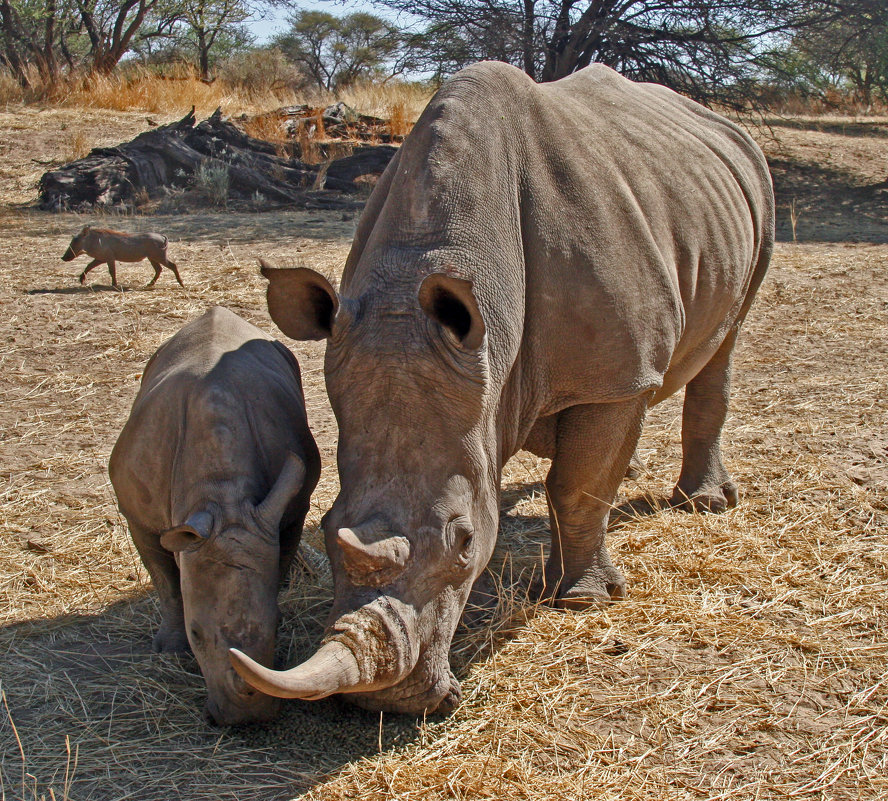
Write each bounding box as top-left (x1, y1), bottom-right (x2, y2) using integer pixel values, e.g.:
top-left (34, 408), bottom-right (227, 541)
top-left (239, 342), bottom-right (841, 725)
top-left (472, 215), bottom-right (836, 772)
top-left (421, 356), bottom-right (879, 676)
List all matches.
top-left (670, 328), bottom-right (740, 514)
top-left (542, 397), bottom-right (649, 610)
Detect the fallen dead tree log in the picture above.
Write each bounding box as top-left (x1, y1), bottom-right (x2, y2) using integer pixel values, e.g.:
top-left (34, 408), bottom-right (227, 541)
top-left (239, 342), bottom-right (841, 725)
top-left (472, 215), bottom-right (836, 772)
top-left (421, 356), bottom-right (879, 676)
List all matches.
top-left (38, 108), bottom-right (398, 212)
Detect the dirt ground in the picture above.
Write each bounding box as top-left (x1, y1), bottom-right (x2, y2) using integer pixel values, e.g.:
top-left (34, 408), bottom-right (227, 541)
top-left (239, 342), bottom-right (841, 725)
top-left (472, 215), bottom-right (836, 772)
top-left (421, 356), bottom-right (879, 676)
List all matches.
top-left (0, 107), bottom-right (886, 800)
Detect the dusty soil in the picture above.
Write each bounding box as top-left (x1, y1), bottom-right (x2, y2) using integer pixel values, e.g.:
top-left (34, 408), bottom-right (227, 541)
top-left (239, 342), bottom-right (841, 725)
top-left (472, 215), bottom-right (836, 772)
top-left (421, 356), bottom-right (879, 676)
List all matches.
top-left (0, 108), bottom-right (886, 800)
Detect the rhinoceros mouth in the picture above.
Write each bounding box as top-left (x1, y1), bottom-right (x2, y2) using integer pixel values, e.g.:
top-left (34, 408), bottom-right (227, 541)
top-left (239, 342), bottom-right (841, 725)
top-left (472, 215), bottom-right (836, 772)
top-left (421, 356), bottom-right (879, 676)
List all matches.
top-left (348, 663), bottom-right (462, 715)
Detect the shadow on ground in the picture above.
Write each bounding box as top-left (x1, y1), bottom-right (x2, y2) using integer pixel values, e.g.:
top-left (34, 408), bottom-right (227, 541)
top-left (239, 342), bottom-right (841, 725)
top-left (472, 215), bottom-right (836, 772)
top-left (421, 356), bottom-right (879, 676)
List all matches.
top-left (26, 284), bottom-right (131, 294)
top-left (0, 209), bottom-right (357, 247)
top-left (760, 116), bottom-right (888, 140)
top-left (771, 157), bottom-right (888, 244)
top-left (0, 476), bottom-right (684, 801)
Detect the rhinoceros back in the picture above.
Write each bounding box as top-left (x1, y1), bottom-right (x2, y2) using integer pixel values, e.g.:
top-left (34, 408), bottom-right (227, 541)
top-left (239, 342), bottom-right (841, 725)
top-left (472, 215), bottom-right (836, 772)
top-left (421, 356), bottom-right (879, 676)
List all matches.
top-left (109, 307), bottom-right (310, 531)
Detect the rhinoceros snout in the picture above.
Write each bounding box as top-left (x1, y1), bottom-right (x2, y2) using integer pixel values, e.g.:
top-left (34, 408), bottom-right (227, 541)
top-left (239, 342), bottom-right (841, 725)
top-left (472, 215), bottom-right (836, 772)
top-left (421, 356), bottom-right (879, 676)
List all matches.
top-left (204, 686), bottom-right (280, 727)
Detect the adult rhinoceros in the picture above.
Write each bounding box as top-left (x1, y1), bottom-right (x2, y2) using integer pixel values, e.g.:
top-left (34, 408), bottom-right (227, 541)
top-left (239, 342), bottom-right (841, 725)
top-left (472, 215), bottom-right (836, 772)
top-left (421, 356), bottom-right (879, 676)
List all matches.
top-left (232, 61), bottom-right (774, 715)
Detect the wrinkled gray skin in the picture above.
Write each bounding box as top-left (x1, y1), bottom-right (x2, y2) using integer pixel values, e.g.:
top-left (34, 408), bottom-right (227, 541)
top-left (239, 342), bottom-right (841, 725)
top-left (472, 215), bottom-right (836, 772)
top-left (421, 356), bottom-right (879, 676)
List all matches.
top-left (62, 226), bottom-right (183, 288)
top-left (232, 62), bottom-right (774, 716)
top-left (109, 307), bottom-right (320, 725)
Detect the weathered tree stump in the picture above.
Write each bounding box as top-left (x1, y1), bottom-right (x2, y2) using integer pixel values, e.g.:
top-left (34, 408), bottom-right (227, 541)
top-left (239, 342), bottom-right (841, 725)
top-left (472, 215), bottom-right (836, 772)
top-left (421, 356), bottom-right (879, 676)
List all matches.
top-left (38, 108), bottom-right (399, 212)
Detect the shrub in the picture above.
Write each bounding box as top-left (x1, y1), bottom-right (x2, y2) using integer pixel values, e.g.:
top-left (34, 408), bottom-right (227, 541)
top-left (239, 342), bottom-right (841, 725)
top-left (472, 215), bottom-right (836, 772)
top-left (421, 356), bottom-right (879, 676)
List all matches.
top-left (195, 161), bottom-right (230, 206)
top-left (217, 48), bottom-right (309, 100)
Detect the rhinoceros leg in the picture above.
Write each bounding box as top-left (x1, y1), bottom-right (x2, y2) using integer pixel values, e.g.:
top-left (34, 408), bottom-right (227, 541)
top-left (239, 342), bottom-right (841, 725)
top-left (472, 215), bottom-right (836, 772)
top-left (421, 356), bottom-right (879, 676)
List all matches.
top-left (127, 521), bottom-right (189, 653)
top-left (542, 396), bottom-right (649, 610)
top-left (670, 328), bottom-right (740, 513)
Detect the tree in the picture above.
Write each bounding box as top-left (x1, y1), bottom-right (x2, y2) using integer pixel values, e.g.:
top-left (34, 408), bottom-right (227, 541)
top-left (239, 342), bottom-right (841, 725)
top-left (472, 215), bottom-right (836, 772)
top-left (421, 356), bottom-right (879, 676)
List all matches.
top-left (74, 0), bottom-right (178, 73)
top-left (273, 9), bottom-right (406, 91)
top-left (0, 0), bottom-right (83, 87)
top-left (371, 0), bottom-right (840, 105)
top-left (786, 0), bottom-right (888, 108)
top-left (174, 0), bottom-right (252, 80)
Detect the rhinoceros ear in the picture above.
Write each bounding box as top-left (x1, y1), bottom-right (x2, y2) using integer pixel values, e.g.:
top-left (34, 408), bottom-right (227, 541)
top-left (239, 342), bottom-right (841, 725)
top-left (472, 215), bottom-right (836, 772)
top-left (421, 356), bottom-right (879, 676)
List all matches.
top-left (160, 510), bottom-right (214, 553)
top-left (418, 273), bottom-right (486, 350)
top-left (260, 260), bottom-right (339, 341)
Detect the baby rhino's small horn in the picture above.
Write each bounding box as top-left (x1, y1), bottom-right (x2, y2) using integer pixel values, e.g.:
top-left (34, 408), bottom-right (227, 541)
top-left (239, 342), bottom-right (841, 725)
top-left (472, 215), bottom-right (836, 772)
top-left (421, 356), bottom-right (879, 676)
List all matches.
top-left (336, 528), bottom-right (410, 587)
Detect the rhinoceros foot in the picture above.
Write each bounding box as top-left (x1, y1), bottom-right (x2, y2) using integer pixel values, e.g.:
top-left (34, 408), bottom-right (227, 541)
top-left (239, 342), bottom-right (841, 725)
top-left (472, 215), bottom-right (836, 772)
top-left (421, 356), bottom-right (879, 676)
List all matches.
top-left (669, 480), bottom-right (738, 514)
top-left (152, 624), bottom-right (190, 655)
top-left (536, 563), bottom-right (626, 611)
top-left (430, 671), bottom-right (463, 715)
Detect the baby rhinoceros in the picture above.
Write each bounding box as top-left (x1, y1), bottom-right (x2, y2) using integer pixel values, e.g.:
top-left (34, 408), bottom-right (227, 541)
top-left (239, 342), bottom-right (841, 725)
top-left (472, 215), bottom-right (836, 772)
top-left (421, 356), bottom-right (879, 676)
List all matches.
top-left (109, 307), bottom-right (320, 725)
top-left (62, 225), bottom-right (183, 288)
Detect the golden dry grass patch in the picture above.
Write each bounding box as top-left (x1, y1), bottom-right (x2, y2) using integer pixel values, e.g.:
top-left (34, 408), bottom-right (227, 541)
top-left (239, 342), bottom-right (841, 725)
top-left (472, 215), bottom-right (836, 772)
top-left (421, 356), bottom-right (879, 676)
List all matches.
top-left (1, 212), bottom-right (885, 799)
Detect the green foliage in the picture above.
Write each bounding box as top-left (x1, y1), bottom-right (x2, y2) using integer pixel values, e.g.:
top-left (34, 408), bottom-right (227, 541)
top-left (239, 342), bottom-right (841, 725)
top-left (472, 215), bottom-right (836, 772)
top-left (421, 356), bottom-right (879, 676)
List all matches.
top-left (781, 2), bottom-right (888, 107)
top-left (195, 159), bottom-right (229, 205)
top-left (272, 9), bottom-right (409, 92)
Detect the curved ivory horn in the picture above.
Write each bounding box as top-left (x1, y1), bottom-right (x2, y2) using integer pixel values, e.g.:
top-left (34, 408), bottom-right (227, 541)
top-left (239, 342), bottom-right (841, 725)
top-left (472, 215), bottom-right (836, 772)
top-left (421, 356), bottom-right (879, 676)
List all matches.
top-left (337, 528), bottom-right (410, 587)
top-left (229, 641), bottom-right (361, 700)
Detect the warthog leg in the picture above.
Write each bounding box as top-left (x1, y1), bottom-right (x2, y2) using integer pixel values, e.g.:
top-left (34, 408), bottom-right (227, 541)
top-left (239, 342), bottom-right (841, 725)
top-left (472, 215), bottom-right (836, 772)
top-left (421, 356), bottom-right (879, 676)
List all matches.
top-left (670, 327), bottom-right (740, 513)
top-left (542, 394), bottom-right (649, 610)
top-left (107, 260), bottom-right (119, 289)
top-left (79, 258), bottom-right (102, 285)
top-left (147, 260), bottom-right (163, 287)
top-left (163, 258), bottom-right (184, 287)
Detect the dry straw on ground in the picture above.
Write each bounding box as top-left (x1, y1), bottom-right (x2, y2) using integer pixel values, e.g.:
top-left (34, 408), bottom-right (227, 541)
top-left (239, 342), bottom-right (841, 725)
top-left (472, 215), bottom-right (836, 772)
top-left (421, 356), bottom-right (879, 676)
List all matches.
top-left (0, 110), bottom-right (886, 801)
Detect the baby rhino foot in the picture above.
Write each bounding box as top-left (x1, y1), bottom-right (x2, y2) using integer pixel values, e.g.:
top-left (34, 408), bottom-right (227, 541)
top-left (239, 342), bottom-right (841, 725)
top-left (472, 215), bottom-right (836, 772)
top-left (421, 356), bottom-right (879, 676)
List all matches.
top-left (669, 480), bottom-right (738, 514)
top-left (152, 624), bottom-right (190, 654)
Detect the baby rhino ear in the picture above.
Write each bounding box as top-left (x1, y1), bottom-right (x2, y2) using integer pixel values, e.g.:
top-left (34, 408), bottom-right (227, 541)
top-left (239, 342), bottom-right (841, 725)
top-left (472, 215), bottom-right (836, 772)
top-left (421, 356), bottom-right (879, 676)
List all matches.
top-left (260, 261), bottom-right (340, 340)
top-left (160, 510), bottom-right (214, 553)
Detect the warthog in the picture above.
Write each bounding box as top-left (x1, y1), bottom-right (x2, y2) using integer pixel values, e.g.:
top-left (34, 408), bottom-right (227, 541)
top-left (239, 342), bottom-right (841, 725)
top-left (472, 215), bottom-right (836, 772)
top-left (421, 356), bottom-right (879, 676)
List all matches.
top-left (109, 307), bottom-right (320, 725)
top-left (232, 61), bottom-right (774, 715)
top-left (62, 226), bottom-right (183, 288)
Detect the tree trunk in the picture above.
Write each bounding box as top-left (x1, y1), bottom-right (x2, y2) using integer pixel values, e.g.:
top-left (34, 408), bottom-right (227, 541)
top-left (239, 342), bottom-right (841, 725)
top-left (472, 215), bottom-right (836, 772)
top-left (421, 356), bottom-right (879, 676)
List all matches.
top-left (522, 0), bottom-right (536, 79)
top-left (198, 30), bottom-right (209, 81)
top-left (0, 0), bottom-right (31, 89)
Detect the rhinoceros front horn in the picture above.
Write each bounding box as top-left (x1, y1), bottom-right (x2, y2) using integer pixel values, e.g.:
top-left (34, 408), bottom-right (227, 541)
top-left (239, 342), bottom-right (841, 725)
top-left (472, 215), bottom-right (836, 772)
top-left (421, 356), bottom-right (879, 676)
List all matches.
top-left (229, 641), bottom-right (361, 700)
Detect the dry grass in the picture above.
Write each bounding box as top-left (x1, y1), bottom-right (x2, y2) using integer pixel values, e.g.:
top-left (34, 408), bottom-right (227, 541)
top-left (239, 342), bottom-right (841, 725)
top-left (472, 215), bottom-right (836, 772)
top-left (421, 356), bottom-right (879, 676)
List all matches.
top-left (0, 68), bottom-right (434, 122)
top-left (0, 109), bottom-right (886, 800)
top-left (337, 81), bottom-right (432, 124)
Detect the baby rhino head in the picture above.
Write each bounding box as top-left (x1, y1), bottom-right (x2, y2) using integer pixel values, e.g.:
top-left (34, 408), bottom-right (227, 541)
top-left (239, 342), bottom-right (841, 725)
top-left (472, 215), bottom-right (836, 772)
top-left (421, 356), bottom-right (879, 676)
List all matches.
top-left (160, 455), bottom-right (306, 726)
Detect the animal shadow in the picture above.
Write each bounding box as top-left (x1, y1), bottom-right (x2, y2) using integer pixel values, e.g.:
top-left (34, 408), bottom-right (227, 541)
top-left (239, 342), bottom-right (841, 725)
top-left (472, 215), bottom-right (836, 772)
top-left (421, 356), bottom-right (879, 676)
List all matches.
top-left (0, 590), bottom-right (421, 801)
top-left (26, 284), bottom-right (133, 295)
